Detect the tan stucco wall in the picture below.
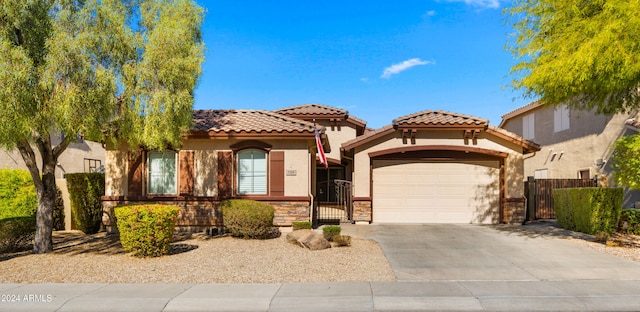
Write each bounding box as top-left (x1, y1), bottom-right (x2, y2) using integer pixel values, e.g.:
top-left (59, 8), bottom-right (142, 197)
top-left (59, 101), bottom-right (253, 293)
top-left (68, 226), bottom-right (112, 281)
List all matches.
top-left (105, 148), bottom-right (127, 196)
top-left (316, 120), bottom-right (358, 161)
top-left (502, 107), bottom-right (634, 181)
top-left (0, 139), bottom-right (105, 179)
top-left (351, 129), bottom-right (525, 199)
top-left (106, 138), bottom-right (312, 197)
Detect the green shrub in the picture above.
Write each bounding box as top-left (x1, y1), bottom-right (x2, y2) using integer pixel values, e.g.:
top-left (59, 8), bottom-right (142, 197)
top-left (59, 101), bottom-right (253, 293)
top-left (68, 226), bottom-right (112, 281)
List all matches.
top-left (53, 187), bottom-right (65, 231)
top-left (115, 204), bottom-right (179, 257)
top-left (619, 209), bottom-right (640, 235)
top-left (66, 173), bottom-right (105, 234)
top-left (553, 187), bottom-right (623, 235)
top-left (333, 235), bottom-right (351, 247)
top-left (0, 216), bottom-right (36, 253)
top-left (221, 199), bottom-right (277, 239)
top-left (322, 225), bottom-right (341, 242)
top-left (292, 221), bottom-right (312, 231)
top-left (0, 169), bottom-right (37, 220)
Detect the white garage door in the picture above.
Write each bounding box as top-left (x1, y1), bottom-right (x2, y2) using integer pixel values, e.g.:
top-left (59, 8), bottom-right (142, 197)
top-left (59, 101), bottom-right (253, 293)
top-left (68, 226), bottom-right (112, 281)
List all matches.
top-left (372, 159), bottom-right (500, 224)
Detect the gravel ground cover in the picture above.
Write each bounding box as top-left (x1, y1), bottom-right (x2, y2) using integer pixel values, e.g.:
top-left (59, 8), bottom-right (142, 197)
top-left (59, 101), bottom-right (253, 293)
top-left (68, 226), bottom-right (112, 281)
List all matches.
top-left (0, 230), bottom-right (395, 284)
top-left (492, 221), bottom-right (640, 263)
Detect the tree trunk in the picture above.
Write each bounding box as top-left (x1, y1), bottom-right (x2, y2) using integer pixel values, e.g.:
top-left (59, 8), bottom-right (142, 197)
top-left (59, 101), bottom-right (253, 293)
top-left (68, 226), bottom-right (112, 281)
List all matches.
top-left (16, 135), bottom-right (70, 254)
top-left (33, 172), bottom-right (57, 253)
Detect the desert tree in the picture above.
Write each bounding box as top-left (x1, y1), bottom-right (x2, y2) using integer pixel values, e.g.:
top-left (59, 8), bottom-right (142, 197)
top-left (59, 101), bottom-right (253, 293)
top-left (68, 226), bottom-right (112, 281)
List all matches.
top-left (0, 0), bottom-right (204, 253)
top-left (506, 0), bottom-right (640, 188)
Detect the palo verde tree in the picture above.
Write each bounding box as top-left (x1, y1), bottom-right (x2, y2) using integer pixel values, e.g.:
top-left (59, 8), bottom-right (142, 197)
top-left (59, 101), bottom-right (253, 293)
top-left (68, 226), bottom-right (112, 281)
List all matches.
top-left (507, 0), bottom-right (640, 112)
top-left (0, 0), bottom-right (204, 253)
top-left (507, 0), bottom-right (640, 189)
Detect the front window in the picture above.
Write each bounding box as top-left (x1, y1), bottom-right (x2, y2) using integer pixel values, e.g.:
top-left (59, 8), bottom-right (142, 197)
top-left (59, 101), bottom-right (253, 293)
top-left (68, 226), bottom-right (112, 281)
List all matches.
top-left (148, 151), bottom-right (177, 195)
top-left (237, 149), bottom-right (267, 195)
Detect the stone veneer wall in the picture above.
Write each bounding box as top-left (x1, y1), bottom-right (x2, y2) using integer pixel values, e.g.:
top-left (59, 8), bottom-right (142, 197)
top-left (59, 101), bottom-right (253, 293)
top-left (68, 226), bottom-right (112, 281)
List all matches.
top-left (268, 201), bottom-right (311, 226)
top-left (102, 199), bottom-right (310, 233)
top-left (352, 200), bottom-right (372, 223)
top-left (503, 200), bottom-right (526, 224)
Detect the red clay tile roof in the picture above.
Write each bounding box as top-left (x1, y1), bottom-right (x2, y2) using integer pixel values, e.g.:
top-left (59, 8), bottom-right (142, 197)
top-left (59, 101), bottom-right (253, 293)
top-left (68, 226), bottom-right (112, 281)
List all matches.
top-left (191, 110), bottom-right (318, 136)
top-left (274, 103), bottom-right (367, 128)
top-left (393, 110), bottom-right (488, 127)
top-left (626, 118), bottom-right (640, 129)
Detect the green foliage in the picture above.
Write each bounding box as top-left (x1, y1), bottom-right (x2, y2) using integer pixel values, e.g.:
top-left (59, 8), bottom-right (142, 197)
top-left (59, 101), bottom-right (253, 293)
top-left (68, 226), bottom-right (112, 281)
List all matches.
top-left (221, 200), bottom-right (277, 239)
top-left (291, 221), bottom-right (312, 231)
top-left (0, 0), bottom-right (205, 151)
top-left (553, 187), bottom-right (623, 235)
top-left (53, 187), bottom-right (65, 231)
top-left (322, 225), bottom-right (341, 242)
top-left (115, 204), bottom-right (179, 257)
top-left (333, 235), bottom-right (351, 247)
top-left (0, 169), bottom-right (37, 220)
top-left (507, 0), bottom-right (640, 113)
top-left (612, 134), bottom-right (640, 190)
top-left (66, 173), bottom-right (105, 234)
top-left (0, 0), bottom-right (204, 252)
top-left (618, 209), bottom-right (640, 235)
top-left (0, 216), bottom-right (36, 253)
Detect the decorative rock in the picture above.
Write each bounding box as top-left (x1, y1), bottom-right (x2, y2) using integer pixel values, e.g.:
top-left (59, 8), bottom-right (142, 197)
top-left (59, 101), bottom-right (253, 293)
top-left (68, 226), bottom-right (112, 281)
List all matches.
top-left (286, 229), bottom-right (331, 250)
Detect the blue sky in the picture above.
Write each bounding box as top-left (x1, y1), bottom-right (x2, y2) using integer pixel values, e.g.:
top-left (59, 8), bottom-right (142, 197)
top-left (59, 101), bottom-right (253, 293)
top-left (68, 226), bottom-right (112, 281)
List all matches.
top-left (194, 0), bottom-right (532, 129)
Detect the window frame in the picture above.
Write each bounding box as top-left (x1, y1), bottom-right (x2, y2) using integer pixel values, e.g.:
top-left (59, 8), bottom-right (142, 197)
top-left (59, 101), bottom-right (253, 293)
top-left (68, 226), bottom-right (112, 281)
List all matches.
top-left (236, 148), bottom-right (268, 195)
top-left (147, 150), bottom-right (178, 195)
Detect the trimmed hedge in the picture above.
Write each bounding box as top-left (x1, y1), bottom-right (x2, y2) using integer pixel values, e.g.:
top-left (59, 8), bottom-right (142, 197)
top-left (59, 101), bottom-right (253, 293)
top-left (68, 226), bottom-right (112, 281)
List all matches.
top-left (619, 209), bottom-right (640, 235)
top-left (553, 187), bottom-right (623, 235)
top-left (0, 169), bottom-right (37, 220)
top-left (53, 187), bottom-right (65, 231)
top-left (0, 216), bottom-right (36, 253)
top-left (322, 225), bottom-right (341, 242)
top-left (115, 204), bottom-right (180, 257)
top-left (292, 221), bottom-right (312, 231)
top-left (221, 199), bottom-right (277, 239)
top-left (66, 173), bottom-right (105, 234)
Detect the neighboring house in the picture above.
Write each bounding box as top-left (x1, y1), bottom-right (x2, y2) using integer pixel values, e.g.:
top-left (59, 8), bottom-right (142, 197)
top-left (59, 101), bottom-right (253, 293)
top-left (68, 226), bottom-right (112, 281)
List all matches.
top-left (0, 133), bottom-right (105, 178)
top-left (500, 101), bottom-right (640, 207)
top-left (0, 133), bottom-right (106, 230)
top-left (102, 105), bottom-right (538, 231)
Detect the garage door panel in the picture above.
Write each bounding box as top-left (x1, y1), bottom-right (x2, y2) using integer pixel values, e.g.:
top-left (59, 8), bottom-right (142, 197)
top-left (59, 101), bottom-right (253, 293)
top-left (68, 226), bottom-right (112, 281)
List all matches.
top-left (372, 160), bottom-right (499, 224)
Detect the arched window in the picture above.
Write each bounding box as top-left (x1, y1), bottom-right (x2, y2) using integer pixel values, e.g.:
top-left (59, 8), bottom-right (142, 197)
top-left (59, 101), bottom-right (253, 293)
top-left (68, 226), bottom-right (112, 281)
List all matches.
top-left (147, 151), bottom-right (177, 195)
top-left (237, 149), bottom-right (267, 195)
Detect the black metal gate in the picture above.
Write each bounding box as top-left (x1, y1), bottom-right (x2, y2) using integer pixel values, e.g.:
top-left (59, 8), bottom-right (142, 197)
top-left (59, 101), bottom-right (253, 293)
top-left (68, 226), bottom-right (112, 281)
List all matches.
top-left (314, 179), bottom-right (352, 225)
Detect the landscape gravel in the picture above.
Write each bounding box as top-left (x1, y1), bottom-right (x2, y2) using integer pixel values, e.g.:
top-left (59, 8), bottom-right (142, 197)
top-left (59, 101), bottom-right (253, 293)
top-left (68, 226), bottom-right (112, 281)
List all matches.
top-left (0, 230), bottom-right (396, 284)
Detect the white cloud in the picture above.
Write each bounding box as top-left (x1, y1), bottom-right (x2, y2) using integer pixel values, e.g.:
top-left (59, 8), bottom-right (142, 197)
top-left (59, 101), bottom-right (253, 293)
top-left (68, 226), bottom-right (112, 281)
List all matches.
top-left (381, 58), bottom-right (433, 79)
top-left (445, 0), bottom-right (500, 9)
top-left (424, 10), bottom-right (436, 17)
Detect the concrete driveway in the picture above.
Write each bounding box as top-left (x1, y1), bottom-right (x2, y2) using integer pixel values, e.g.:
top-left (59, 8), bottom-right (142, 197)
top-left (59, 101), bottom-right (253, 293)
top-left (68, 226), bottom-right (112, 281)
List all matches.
top-left (350, 224), bottom-right (640, 282)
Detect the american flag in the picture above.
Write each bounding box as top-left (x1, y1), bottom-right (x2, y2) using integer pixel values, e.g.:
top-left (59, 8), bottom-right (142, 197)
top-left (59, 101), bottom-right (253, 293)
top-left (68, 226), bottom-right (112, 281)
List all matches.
top-left (315, 123), bottom-right (328, 169)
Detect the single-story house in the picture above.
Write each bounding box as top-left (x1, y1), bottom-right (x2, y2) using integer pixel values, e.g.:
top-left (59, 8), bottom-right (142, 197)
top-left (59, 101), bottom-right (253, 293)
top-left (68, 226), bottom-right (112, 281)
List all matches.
top-left (102, 105), bottom-right (539, 232)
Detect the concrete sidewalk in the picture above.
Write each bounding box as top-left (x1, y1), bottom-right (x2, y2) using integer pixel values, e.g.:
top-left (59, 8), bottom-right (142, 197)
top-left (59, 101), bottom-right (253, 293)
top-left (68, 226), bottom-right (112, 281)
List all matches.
top-left (3, 281), bottom-right (640, 311)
